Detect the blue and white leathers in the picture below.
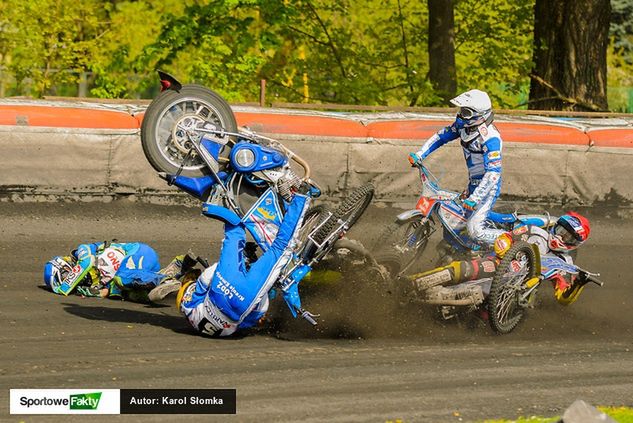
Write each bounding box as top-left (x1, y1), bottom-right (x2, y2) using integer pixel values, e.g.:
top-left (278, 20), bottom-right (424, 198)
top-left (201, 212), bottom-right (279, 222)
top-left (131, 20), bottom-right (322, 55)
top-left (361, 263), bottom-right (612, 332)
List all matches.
top-left (55, 242), bottom-right (165, 295)
top-left (416, 121), bottom-right (504, 245)
top-left (181, 194), bottom-right (309, 336)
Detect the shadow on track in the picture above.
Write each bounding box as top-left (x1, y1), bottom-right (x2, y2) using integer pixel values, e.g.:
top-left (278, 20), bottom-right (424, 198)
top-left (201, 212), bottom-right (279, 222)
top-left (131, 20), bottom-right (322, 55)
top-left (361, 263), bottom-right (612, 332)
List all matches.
top-left (61, 302), bottom-right (197, 335)
top-left (60, 302), bottom-right (255, 340)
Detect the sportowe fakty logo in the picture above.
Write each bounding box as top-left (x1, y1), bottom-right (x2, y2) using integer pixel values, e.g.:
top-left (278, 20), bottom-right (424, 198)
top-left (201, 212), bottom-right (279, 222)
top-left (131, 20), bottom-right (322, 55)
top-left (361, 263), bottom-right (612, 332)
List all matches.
top-left (20, 392), bottom-right (102, 410)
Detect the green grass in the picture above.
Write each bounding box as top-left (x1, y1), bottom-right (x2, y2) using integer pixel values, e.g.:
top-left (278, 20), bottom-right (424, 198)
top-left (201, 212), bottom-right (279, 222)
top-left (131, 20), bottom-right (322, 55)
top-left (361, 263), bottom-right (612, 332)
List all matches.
top-left (481, 406), bottom-right (633, 423)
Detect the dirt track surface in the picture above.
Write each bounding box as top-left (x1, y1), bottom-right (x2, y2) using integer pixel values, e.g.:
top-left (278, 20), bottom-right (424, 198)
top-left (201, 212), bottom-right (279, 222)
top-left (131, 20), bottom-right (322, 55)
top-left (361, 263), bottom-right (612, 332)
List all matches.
top-left (1, 200), bottom-right (632, 423)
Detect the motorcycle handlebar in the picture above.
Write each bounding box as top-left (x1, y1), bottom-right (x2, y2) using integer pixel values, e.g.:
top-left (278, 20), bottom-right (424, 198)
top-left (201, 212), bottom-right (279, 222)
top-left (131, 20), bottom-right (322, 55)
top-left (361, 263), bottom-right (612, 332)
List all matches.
top-left (578, 268), bottom-right (605, 287)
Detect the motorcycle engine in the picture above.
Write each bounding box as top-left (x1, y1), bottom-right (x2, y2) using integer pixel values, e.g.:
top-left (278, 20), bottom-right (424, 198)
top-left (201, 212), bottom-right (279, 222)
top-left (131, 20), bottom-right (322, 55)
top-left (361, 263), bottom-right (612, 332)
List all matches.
top-left (256, 166), bottom-right (303, 201)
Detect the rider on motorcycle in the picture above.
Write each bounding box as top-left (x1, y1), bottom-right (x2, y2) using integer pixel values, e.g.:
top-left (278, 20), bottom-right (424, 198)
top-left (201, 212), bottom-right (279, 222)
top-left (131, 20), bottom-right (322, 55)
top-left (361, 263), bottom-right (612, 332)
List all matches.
top-left (176, 193), bottom-right (309, 337)
top-left (43, 241), bottom-right (195, 301)
top-left (410, 89), bottom-right (504, 247)
top-left (409, 212), bottom-right (592, 305)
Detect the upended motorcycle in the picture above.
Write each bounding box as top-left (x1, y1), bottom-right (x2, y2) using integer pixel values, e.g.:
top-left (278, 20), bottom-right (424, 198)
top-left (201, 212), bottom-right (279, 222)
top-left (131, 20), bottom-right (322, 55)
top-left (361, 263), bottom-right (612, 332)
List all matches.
top-left (140, 71), bottom-right (374, 326)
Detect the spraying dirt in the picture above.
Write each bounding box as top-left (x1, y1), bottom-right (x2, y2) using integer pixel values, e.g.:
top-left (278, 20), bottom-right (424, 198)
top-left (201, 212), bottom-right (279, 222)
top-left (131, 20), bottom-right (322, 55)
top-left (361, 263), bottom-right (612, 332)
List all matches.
top-left (0, 200), bottom-right (631, 422)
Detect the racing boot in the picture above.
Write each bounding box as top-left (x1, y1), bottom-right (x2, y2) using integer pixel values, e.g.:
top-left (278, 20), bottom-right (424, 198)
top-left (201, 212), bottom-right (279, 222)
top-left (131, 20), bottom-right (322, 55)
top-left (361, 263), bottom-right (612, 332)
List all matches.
top-left (148, 277), bottom-right (182, 302)
top-left (149, 268), bottom-right (202, 303)
top-left (554, 274), bottom-right (589, 306)
top-left (159, 255), bottom-right (185, 278)
top-left (159, 252), bottom-right (199, 279)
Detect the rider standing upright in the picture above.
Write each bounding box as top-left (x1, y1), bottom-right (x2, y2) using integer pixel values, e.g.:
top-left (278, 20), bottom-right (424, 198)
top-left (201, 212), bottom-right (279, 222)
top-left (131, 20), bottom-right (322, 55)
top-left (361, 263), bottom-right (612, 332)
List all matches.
top-left (410, 89), bottom-right (504, 247)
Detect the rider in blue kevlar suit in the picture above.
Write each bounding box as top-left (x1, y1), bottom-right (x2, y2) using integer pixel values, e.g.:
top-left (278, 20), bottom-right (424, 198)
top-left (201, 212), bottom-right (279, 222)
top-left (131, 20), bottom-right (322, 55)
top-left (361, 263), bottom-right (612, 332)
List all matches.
top-left (44, 241), bottom-right (188, 300)
top-left (411, 89), bottom-right (505, 246)
top-left (177, 193), bottom-right (309, 337)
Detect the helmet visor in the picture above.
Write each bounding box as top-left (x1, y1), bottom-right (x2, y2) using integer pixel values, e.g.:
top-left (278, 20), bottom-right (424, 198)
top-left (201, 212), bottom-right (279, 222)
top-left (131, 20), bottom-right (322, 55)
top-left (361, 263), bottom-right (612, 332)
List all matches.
top-left (458, 107), bottom-right (478, 120)
top-left (554, 223), bottom-right (581, 247)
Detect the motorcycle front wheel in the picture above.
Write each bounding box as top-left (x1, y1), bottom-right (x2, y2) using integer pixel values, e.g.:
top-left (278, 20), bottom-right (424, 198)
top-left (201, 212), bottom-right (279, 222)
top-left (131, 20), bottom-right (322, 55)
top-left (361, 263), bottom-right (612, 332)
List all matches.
top-left (301, 184), bottom-right (374, 261)
top-left (372, 217), bottom-right (432, 277)
top-left (140, 84), bottom-right (237, 177)
top-left (487, 241), bottom-right (537, 334)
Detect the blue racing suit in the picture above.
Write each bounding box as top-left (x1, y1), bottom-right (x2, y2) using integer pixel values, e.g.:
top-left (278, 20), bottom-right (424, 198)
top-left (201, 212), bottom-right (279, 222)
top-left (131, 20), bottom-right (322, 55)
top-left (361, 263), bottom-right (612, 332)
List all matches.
top-left (181, 194), bottom-right (309, 337)
top-left (416, 121), bottom-right (504, 245)
top-left (54, 242), bottom-right (167, 296)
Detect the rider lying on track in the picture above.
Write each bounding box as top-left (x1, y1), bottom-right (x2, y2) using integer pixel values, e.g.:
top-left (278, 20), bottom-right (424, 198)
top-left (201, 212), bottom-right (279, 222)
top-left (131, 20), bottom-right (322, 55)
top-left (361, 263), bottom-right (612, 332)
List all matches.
top-left (176, 193), bottom-right (309, 337)
top-left (410, 89), bottom-right (505, 247)
top-left (408, 212), bottom-right (593, 305)
top-left (43, 241), bottom-right (198, 302)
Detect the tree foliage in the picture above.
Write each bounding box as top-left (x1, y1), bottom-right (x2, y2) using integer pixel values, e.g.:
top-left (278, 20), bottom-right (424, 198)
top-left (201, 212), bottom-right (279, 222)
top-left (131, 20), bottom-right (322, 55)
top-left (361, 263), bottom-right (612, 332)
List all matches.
top-left (0, 0), bottom-right (629, 110)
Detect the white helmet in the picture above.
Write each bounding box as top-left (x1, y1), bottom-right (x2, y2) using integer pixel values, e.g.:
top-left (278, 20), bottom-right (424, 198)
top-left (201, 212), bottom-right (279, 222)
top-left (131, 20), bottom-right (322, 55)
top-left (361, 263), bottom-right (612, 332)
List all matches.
top-left (450, 89), bottom-right (493, 142)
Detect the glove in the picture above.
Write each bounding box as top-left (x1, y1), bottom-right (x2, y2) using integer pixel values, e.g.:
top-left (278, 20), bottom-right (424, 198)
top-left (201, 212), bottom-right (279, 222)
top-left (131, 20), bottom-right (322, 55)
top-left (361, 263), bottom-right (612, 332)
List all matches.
top-left (463, 198), bottom-right (477, 211)
top-left (408, 152), bottom-right (422, 167)
top-left (76, 285), bottom-right (102, 297)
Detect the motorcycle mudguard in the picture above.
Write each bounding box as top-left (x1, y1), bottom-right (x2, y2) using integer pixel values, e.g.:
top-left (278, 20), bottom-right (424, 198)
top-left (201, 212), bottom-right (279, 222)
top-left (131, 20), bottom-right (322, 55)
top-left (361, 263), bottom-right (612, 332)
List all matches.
top-left (157, 70), bottom-right (183, 92)
top-left (396, 209), bottom-right (423, 221)
top-left (541, 254), bottom-right (577, 279)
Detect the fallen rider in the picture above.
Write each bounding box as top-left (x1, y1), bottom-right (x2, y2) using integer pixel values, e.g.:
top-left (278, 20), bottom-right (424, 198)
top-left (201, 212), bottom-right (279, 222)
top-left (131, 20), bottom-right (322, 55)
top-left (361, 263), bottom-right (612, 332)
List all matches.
top-left (43, 241), bottom-right (200, 302)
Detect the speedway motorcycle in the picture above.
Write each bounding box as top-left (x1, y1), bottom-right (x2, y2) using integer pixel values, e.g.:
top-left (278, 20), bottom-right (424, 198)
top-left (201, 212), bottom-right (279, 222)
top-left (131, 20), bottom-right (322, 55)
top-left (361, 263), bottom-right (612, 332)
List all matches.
top-left (485, 240), bottom-right (603, 334)
top-left (396, 236), bottom-right (603, 334)
top-left (372, 155), bottom-right (552, 277)
top-left (140, 71), bottom-right (374, 326)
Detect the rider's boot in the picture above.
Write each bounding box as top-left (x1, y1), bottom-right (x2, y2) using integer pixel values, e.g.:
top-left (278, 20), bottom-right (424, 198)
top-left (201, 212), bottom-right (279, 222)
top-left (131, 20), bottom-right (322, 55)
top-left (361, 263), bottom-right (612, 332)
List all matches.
top-left (148, 268), bottom-right (202, 303)
top-left (159, 252), bottom-right (199, 279)
top-left (159, 255), bottom-right (185, 278)
top-left (554, 274), bottom-right (588, 306)
top-left (151, 253), bottom-right (200, 302)
top-left (148, 278), bottom-right (182, 302)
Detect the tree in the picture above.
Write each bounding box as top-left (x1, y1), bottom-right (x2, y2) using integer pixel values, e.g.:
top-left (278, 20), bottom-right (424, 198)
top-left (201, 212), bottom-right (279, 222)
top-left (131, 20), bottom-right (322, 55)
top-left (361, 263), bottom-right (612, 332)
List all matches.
top-left (2, 0), bottom-right (103, 97)
top-left (427, 0), bottom-right (456, 103)
top-left (453, 0), bottom-right (534, 108)
top-left (529, 0), bottom-right (611, 111)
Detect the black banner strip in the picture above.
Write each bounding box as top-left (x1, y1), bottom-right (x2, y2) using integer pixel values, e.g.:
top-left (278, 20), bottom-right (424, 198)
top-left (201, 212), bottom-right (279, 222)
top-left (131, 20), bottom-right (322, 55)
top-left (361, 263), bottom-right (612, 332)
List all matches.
top-left (120, 389), bottom-right (236, 414)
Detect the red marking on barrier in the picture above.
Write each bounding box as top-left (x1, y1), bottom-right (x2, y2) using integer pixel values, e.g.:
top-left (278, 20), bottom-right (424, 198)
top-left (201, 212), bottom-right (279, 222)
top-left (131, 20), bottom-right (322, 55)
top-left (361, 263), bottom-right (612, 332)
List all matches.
top-left (587, 128), bottom-right (633, 148)
top-left (366, 120), bottom-right (451, 139)
top-left (4, 105), bottom-right (633, 148)
top-left (0, 105), bottom-right (137, 129)
top-left (235, 112), bottom-right (367, 138)
top-left (133, 112), bottom-right (145, 129)
top-left (494, 122), bottom-right (590, 145)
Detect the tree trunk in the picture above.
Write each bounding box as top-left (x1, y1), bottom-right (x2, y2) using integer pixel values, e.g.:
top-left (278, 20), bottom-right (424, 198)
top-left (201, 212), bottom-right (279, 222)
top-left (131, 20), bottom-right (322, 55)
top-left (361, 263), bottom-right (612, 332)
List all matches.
top-left (428, 0), bottom-right (456, 103)
top-left (529, 0), bottom-right (611, 111)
